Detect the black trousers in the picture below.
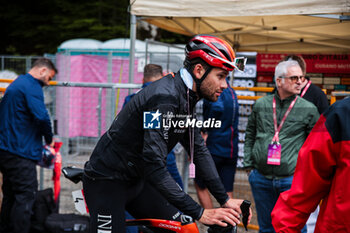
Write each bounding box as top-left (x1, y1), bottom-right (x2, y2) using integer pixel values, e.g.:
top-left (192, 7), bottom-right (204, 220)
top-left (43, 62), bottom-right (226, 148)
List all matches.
top-left (0, 150), bottom-right (38, 233)
top-left (83, 174), bottom-right (182, 233)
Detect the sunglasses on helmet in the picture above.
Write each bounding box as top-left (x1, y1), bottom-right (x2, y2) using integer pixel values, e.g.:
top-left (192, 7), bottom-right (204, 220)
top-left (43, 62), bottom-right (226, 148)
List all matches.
top-left (209, 53), bottom-right (247, 72)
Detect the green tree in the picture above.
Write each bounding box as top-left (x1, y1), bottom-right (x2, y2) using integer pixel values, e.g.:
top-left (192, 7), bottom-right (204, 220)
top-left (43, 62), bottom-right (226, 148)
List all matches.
top-left (0, 0), bottom-right (188, 55)
top-left (0, 0), bottom-right (129, 55)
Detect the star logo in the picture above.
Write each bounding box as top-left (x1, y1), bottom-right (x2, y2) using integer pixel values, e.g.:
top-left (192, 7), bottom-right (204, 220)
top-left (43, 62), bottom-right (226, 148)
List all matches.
top-left (150, 109), bottom-right (162, 122)
top-left (143, 110), bottom-right (162, 129)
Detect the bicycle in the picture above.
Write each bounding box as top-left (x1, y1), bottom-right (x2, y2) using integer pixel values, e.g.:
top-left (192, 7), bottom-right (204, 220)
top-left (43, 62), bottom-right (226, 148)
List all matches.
top-left (62, 166), bottom-right (243, 233)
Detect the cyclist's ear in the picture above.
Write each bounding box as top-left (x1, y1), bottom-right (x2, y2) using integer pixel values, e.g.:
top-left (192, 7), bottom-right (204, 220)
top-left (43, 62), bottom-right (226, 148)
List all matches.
top-left (193, 64), bottom-right (206, 80)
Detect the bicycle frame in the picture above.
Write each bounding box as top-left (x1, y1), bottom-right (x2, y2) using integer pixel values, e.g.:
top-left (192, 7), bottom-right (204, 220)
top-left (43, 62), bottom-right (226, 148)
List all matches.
top-left (126, 219), bottom-right (199, 233)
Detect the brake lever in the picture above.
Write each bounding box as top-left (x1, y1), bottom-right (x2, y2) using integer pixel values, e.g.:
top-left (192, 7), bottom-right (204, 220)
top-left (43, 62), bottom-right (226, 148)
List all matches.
top-left (240, 200), bottom-right (251, 231)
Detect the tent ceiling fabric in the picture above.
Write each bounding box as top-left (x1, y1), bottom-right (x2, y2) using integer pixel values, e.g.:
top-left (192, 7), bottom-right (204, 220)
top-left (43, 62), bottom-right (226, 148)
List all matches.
top-left (130, 0), bottom-right (350, 53)
top-left (130, 0), bottom-right (349, 17)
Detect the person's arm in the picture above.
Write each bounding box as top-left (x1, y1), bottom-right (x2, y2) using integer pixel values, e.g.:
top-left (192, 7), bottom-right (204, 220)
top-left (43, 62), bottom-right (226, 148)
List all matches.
top-left (305, 105), bottom-right (319, 135)
top-left (271, 114), bottom-right (337, 232)
top-left (315, 88), bottom-right (329, 114)
top-left (25, 86), bottom-right (53, 144)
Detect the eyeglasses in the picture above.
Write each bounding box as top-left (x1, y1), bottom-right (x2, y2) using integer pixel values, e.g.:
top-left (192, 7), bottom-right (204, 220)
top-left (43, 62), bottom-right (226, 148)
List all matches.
top-left (280, 75), bottom-right (306, 83)
top-left (209, 53), bottom-right (247, 72)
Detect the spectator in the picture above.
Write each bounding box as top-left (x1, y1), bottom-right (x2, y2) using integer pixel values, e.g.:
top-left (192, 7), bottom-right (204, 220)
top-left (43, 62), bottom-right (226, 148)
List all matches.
top-left (283, 55), bottom-right (329, 114)
top-left (271, 97), bottom-right (350, 232)
top-left (244, 60), bottom-right (319, 233)
top-left (0, 58), bottom-right (56, 233)
top-left (194, 77), bottom-right (239, 208)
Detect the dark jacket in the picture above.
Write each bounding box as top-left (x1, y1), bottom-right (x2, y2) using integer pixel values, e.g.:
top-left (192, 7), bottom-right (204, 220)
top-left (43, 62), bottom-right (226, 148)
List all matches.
top-left (0, 73), bottom-right (53, 160)
top-left (88, 72), bottom-right (228, 220)
top-left (301, 82), bottom-right (329, 114)
top-left (203, 80), bottom-right (239, 158)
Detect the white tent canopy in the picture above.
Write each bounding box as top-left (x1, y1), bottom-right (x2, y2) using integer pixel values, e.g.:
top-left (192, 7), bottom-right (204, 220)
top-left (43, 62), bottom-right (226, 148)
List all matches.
top-left (58, 39), bottom-right (103, 50)
top-left (130, 0), bottom-right (350, 53)
top-left (58, 38), bottom-right (184, 53)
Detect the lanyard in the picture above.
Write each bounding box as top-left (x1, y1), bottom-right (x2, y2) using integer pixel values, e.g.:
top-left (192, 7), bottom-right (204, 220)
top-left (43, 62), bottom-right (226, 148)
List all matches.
top-left (300, 80), bottom-right (312, 98)
top-left (187, 89), bottom-right (194, 166)
top-left (272, 95), bottom-right (298, 143)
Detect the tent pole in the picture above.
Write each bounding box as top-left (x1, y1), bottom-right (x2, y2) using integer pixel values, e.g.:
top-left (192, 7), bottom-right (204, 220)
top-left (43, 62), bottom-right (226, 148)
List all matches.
top-left (129, 13), bottom-right (137, 86)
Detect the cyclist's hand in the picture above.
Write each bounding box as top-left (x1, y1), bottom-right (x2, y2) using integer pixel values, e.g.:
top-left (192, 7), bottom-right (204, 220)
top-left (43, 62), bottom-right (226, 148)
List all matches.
top-left (222, 199), bottom-right (252, 224)
top-left (49, 139), bottom-right (55, 147)
top-left (199, 208), bottom-right (240, 227)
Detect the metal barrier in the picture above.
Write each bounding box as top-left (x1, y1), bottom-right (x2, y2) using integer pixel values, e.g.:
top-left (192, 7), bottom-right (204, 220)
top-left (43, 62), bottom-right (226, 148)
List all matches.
top-left (330, 91), bottom-right (350, 105)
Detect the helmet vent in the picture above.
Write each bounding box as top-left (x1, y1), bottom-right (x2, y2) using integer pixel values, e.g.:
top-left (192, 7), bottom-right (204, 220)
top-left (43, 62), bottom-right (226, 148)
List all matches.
top-left (212, 42), bottom-right (232, 62)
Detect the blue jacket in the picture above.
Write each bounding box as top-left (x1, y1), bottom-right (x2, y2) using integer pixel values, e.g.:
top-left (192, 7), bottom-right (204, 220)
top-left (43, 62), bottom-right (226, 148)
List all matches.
top-left (0, 73), bottom-right (53, 161)
top-left (203, 80), bottom-right (239, 159)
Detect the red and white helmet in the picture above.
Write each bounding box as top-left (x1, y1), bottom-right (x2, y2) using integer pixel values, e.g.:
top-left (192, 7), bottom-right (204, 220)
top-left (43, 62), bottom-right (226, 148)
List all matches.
top-left (185, 35), bottom-right (246, 72)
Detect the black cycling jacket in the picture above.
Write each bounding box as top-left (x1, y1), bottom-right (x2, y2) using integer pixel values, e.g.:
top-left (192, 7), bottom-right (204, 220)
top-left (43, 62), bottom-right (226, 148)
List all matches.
top-left (87, 72), bottom-right (229, 220)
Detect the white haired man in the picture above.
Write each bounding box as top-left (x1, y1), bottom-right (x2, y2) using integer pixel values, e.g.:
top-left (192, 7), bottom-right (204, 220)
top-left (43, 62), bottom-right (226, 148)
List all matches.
top-left (244, 60), bottom-right (319, 233)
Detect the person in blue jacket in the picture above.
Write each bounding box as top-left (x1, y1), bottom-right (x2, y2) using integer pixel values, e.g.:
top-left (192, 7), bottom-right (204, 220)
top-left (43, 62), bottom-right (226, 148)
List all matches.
top-left (0, 58), bottom-right (57, 233)
top-left (194, 77), bottom-right (239, 208)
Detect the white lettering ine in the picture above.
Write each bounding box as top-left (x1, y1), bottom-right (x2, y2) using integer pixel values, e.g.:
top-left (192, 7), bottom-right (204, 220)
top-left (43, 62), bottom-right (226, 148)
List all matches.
top-left (98, 214), bottom-right (112, 230)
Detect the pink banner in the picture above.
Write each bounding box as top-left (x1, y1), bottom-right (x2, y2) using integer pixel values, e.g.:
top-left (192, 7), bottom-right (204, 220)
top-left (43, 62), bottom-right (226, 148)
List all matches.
top-left (56, 54), bottom-right (143, 138)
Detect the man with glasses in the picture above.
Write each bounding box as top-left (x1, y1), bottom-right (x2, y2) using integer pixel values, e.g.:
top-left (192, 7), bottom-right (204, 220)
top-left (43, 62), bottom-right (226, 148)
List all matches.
top-left (244, 60), bottom-right (319, 233)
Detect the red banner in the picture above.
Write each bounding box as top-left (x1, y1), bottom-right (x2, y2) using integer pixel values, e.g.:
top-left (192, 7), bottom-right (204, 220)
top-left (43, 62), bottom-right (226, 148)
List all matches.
top-left (257, 75), bottom-right (273, 83)
top-left (257, 54), bottom-right (350, 74)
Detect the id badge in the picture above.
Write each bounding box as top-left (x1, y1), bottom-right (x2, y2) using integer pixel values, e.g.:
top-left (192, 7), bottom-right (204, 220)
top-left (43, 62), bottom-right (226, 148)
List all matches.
top-left (189, 162), bottom-right (195, 178)
top-left (267, 143), bottom-right (281, 165)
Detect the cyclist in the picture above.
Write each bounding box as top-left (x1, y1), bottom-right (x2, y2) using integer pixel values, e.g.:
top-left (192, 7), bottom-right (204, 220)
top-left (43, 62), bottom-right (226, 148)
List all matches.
top-left (83, 35), bottom-right (251, 233)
